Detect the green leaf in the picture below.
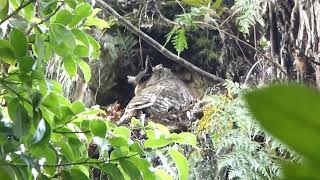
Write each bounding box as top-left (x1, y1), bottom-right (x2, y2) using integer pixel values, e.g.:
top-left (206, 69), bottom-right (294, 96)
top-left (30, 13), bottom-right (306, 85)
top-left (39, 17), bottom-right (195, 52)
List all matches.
top-left (63, 56), bottom-right (77, 77)
top-left (130, 157), bottom-right (156, 180)
top-left (69, 169), bottom-right (90, 180)
top-left (72, 29), bottom-right (90, 47)
top-left (87, 35), bottom-right (100, 59)
top-left (39, 0), bottom-right (57, 15)
top-left (69, 3), bottom-right (92, 27)
top-left (282, 162), bottom-right (320, 180)
top-left (77, 59), bottom-right (91, 82)
top-left (55, 9), bottom-right (73, 26)
top-left (144, 137), bottom-right (170, 148)
top-left (0, 0), bottom-right (9, 20)
top-left (0, 165), bottom-right (16, 180)
top-left (8, 99), bottom-right (31, 139)
top-left (34, 33), bottom-right (45, 60)
top-left (102, 163), bottom-right (126, 180)
top-left (32, 119), bottom-right (47, 144)
top-left (168, 149), bottom-right (188, 180)
top-left (49, 23), bottom-right (76, 58)
top-left (65, 0), bottom-right (76, 9)
top-left (71, 101), bottom-right (85, 114)
top-left (85, 17), bottom-right (111, 29)
top-left (245, 84), bottom-right (320, 164)
top-left (119, 159), bottom-right (143, 180)
top-left (90, 119), bottom-right (107, 138)
top-left (171, 132), bottom-right (196, 146)
top-left (9, 28), bottom-right (28, 58)
top-left (19, 56), bottom-right (35, 74)
top-left (155, 169), bottom-right (173, 180)
top-left (0, 40), bottom-right (15, 64)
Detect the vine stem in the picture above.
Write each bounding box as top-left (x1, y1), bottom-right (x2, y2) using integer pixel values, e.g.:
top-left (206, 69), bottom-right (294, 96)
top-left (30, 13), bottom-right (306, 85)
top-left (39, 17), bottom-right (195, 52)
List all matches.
top-left (0, 0), bottom-right (36, 25)
top-left (0, 153), bottom-right (139, 167)
top-left (96, 0), bottom-right (225, 83)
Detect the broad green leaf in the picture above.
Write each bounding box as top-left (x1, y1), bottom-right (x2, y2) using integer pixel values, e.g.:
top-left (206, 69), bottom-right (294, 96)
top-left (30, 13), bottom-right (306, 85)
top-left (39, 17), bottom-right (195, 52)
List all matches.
top-left (32, 119), bottom-right (46, 144)
top-left (42, 92), bottom-right (60, 113)
top-left (71, 101), bottom-right (85, 114)
top-left (63, 56), bottom-right (77, 77)
top-left (102, 163), bottom-right (126, 180)
top-left (130, 157), bottom-right (156, 180)
top-left (245, 84), bottom-right (320, 164)
top-left (19, 56), bottom-right (35, 74)
top-left (72, 29), bottom-right (89, 47)
top-left (49, 23), bottom-right (76, 58)
top-left (58, 140), bottom-right (74, 161)
top-left (144, 137), bottom-right (170, 148)
top-left (0, 165), bottom-right (16, 180)
top-left (8, 99), bottom-right (31, 138)
top-left (168, 150), bottom-right (188, 180)
top-left (0, 40), bottom-right (15, 64)
top-left (85, 17), bottom-right (111, 29)
top-left (155, 169), bottom-right (173, 180)
top-left (9, 28), bottom-right (28, 58)
top-left (109, 126), bottom-right (131, 147)
top-left (34, 33), bottom-right (45, 60)
top-left (87, 35), bottom-right (100, 59)
top-left (69, 3), bottom-right (92, 27)
top-left (77, 59), bottom-right (91, 82)
top-left (282, 162), bottom-right (320, 180)
top-left (0, 0), bottom-right (9, 20)
top-left (65, 0), bottom-right (76, 9)
top-left (57, 106), bottom-right (75, 125)
top-left (69, 168), bottom-right (90, 180)
top-left (55, 9), bottom-right (73, 25)
top-left (90, 119), bottom-right (107, 138)
top-left (171, 132), bottom-right (196, 146)
top-left (31, 145), bottom-right (57, 175)
top-left (39, 0), bottom-right (57, 15)
top-left (119, 159), bottom-right (143, 180)
top-left (74, 45), bottom-right (89, 57)
top-left (113, 126), bottom-right (131, 140)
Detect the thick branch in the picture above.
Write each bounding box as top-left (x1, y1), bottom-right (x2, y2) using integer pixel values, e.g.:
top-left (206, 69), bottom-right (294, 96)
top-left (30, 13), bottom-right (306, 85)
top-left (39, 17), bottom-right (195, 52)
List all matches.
top-left (96, 0), bottom-right (225, 83)
top-left (0, 0), bottom-right (35, 25)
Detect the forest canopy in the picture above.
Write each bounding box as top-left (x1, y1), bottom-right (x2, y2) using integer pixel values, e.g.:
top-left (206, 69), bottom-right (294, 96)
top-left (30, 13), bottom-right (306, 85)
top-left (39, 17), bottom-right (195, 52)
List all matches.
top-left (0, 0), bottom-right (320, 179)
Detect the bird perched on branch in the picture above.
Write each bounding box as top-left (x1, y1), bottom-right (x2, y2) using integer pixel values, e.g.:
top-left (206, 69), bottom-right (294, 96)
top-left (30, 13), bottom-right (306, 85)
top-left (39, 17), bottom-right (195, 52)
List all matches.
top-left (119, 56), bottom-right (194, 125)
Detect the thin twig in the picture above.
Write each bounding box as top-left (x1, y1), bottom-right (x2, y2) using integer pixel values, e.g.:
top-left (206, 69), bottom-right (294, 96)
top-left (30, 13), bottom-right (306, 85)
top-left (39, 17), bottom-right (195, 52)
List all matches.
top-left (1, 153), bottom-right (139, 167)
top-left (52, 130), bottom-right (90, 134)
top-left (26, 1), bottom-right (65, 35)
top-left (0, 0), bottom-right (35, 25)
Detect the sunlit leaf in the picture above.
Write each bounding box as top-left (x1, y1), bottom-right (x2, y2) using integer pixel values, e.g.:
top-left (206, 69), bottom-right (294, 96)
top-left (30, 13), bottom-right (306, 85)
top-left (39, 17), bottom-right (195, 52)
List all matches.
top-left (49, 23), bottom-right (76, 58)
top-left (77, 59), bottom-right (91, 82)
top-left (90, 119), bottom-right (107, 138)
top-left (168, 149), bottom-right (188, 180)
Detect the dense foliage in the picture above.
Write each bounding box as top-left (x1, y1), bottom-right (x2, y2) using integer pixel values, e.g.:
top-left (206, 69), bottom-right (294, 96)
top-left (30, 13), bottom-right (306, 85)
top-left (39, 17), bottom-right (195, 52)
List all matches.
top-left (0, 0), bottom-right (194, 179)
top-left (189, 82), bottom-right (298, 179)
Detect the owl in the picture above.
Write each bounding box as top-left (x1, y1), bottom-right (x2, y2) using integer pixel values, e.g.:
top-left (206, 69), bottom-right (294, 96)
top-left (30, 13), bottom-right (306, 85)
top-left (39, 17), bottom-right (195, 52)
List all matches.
top-left (118, 63), bottom-right (194, 124)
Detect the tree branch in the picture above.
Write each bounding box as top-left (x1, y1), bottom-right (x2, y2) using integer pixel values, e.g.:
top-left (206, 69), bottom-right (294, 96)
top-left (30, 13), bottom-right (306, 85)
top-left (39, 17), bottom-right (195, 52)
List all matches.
top-left (26, 1), bottom-right (65, 35)
top-left (96, 0), bottom-right (225, 83)
top-left (0, 0), bottom-right (35, 25)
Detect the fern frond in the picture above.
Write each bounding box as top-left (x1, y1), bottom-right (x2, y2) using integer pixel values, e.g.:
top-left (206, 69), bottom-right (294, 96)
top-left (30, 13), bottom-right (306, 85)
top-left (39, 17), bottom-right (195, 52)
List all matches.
top-left (232, 0), bottom-right (265, 34)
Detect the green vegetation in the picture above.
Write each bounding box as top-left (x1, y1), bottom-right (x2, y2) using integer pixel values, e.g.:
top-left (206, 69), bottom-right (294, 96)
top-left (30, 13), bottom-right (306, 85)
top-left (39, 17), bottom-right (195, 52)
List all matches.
top-left (0, 0), bottom-right (193, 179)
